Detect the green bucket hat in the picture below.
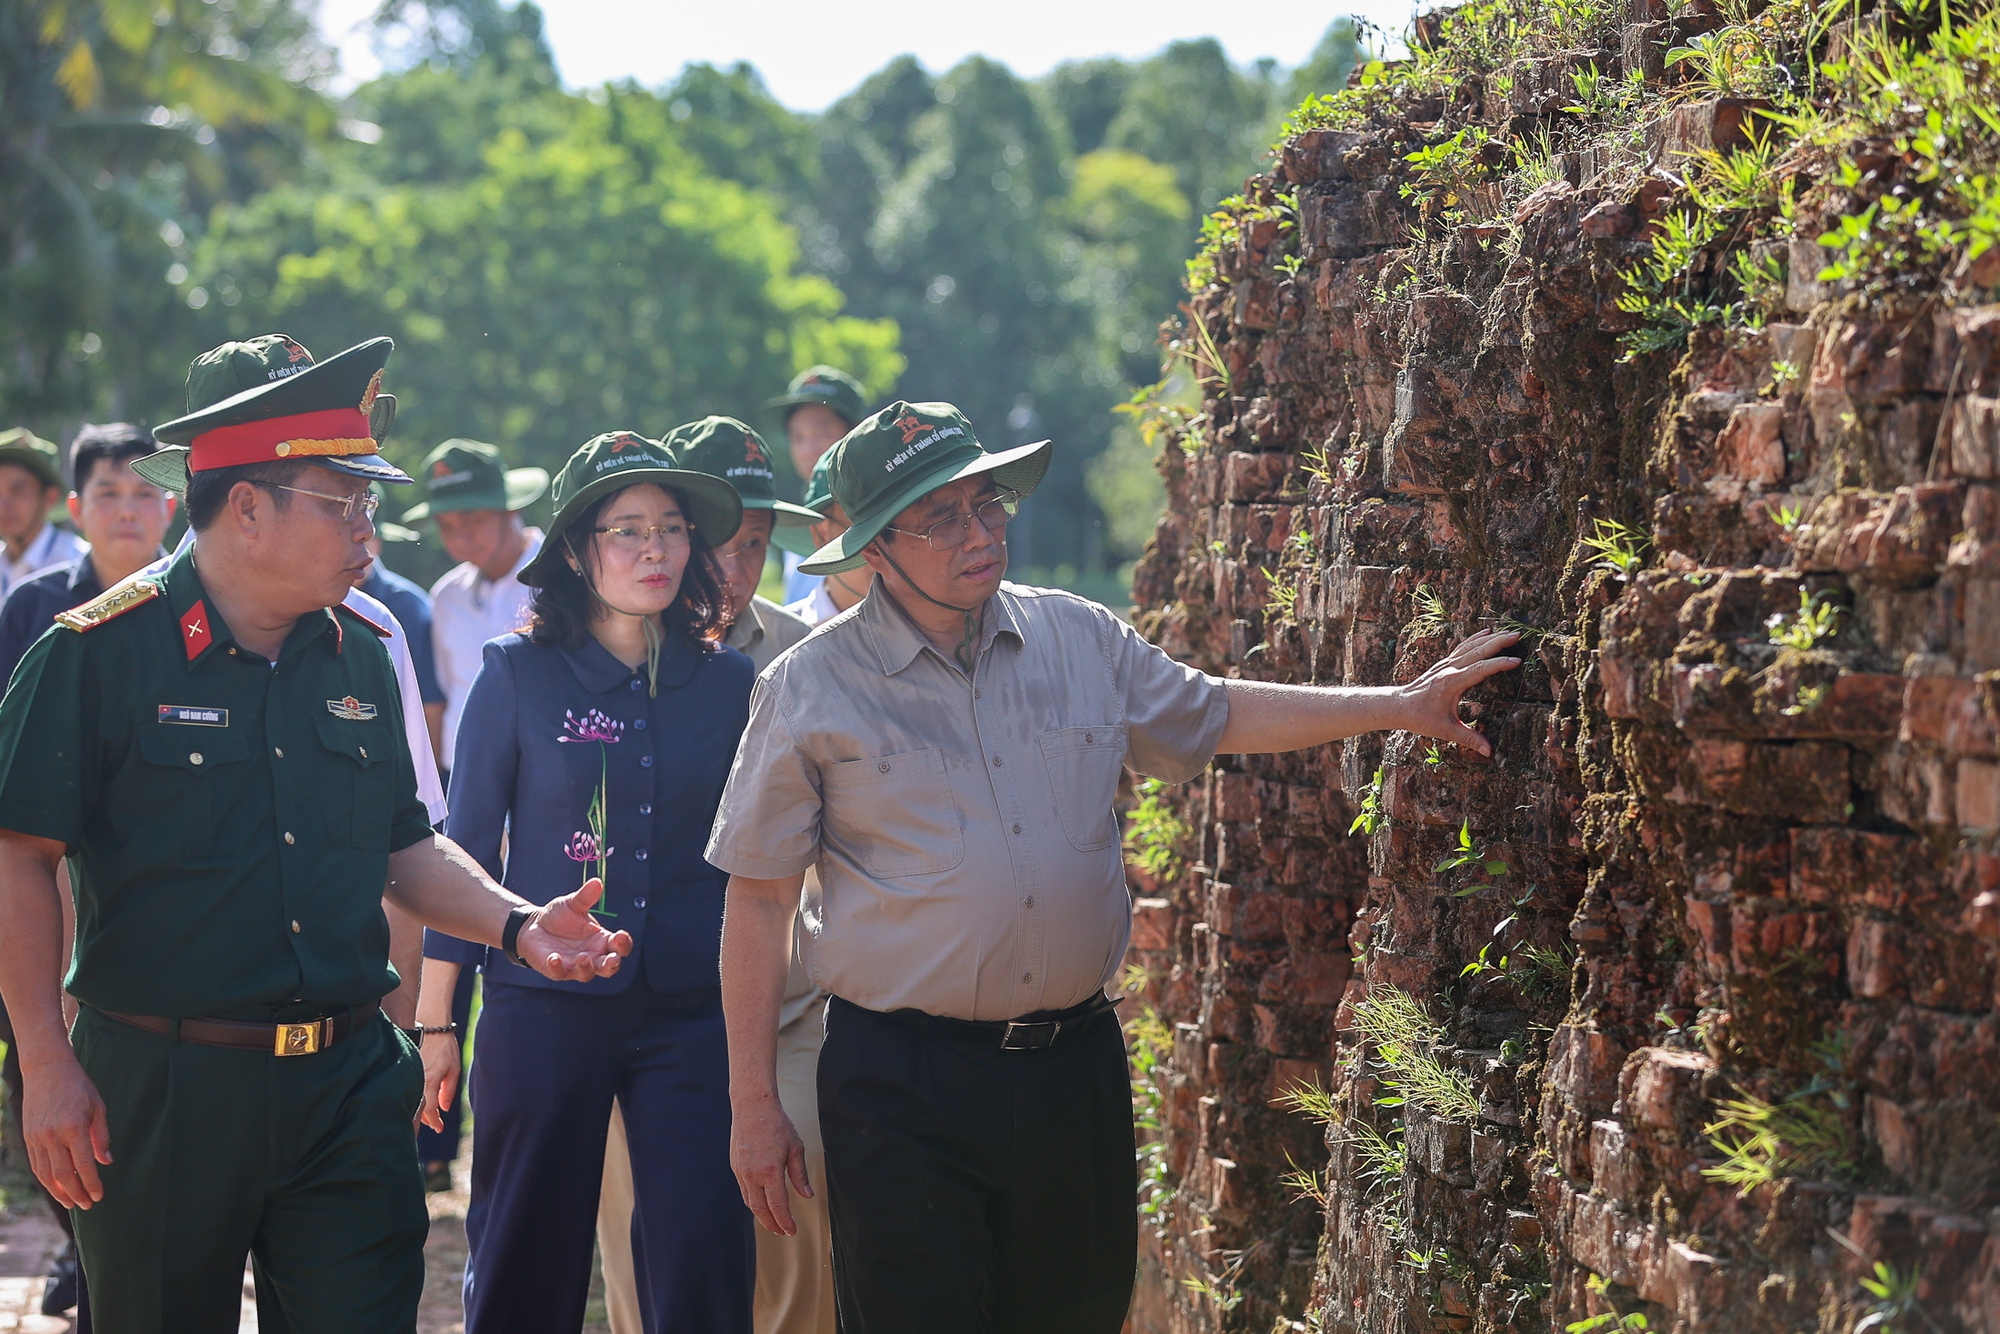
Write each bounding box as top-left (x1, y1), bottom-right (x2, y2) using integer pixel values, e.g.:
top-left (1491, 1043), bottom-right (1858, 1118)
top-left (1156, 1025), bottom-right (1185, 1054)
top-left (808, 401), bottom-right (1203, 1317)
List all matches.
top-left (371, 483), bottom-right (421, 543)
top-left (0, 429), bottom-right (62, 491)
top-left (765, 365), bottom-right (869, 429)
top-left (402, 439), bottom-right (549, 521)
top-left (662, 416), bottom-right (820, 528)
top-left (797, 401), bottom-right (1049, 576)
top-left (519, 431), bottom-right (744, 588)
top-left (138, 335), bottom-right (406, 491)
top-left (769, 441), bottom-right (841, 558)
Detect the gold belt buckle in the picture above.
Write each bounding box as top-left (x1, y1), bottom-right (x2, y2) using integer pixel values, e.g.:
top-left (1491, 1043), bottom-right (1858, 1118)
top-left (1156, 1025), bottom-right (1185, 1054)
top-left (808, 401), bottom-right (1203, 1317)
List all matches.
top-left (274, 1020), bottom-right (324, 1057)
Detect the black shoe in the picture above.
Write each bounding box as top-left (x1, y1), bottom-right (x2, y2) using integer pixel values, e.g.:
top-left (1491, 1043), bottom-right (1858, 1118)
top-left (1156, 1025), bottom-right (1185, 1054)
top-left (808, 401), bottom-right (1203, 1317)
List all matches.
top-left (423, 1160), bottom-right (452, 1193)
top-left (41, 1241), bottom-right (78, 1315)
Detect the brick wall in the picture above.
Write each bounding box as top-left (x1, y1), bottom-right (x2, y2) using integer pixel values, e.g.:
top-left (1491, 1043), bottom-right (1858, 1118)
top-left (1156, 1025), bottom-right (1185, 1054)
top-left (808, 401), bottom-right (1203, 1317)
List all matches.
top-left (1120, 79), bottom-right (2000, 1334)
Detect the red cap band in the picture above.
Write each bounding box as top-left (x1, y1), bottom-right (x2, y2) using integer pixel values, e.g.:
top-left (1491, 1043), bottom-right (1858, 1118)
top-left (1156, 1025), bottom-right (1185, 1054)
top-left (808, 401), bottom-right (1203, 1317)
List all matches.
top-left (188, 408), bottom-right (376, 471)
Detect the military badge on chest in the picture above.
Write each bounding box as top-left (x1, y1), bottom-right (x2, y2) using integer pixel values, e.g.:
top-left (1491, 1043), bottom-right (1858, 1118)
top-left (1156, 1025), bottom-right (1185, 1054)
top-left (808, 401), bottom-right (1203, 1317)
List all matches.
top-left (327, 696), bottom-right (378, 721)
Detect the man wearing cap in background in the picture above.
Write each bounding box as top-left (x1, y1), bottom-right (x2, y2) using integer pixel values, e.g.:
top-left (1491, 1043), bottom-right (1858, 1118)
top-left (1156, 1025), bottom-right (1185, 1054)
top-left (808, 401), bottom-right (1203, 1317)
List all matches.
top-left (764, 367), bottom-right (870, 607)
top-left (780, 449), bottom-right (865, 629)
top-left (0, 421), bottom-right (173, 1326)
top-left (711, 401), bottom-right (1522, 1332)
top-left (404, 438), bottom-right (549, 783)
top-left (0, 333), bottom-right (631, 1331)
top-left (0, 428), bottom-right (88, 602)
top-left (582, 416), bottom-right (832, 1334)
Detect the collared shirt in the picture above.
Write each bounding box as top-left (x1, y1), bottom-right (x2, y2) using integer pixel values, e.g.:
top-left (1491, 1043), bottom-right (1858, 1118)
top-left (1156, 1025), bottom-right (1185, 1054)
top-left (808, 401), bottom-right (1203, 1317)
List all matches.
top-left (722, 595), bottom-right (823, 1030)
top-left (782, 583), bottom-right (842, 629)
top-left (780, 550), bottom-right (819, 607)
top-left (0, 523), bottom-right (87, 603)
top-left (147, 530), bottom-right (446, 825)
top-left (0, 555), bottom-right (104, 684)
top-left (361, 564), bottom-right (445, 705)
top-left (706, 578), bottom-right (1229, 1022)
top-left (724, 595), bottom-right (812, 670)
top-left (430, 529), bottom-right (543, 772)
top-left (423, 629), bottom-right (753, 997)
top-left (0, 544), bottom-right (433, 1019)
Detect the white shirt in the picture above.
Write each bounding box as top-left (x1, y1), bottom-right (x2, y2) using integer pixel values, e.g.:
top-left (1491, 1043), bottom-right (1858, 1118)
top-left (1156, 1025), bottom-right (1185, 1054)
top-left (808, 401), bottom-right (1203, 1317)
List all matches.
top-left (150, 530), bottom-right (448, 824)
top-left (782, 582), bottom-right (841, 628)
top-left (780, 550), bottom-right (820, 606)
top-left (429, 529), bottom-right (542, 772)
top-left (0, 524), bottom-right (88, 602)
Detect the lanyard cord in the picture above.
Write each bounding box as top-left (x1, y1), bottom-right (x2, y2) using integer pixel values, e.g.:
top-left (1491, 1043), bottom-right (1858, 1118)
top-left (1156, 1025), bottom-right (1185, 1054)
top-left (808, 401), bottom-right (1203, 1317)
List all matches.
top-left (873, 542), bottom-right (979, 673)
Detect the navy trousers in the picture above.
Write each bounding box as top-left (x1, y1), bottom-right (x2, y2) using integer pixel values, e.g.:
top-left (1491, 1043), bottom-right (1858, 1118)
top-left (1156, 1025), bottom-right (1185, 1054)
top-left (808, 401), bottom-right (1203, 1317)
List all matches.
top-left (461, 980), bottom-right (753, 1334)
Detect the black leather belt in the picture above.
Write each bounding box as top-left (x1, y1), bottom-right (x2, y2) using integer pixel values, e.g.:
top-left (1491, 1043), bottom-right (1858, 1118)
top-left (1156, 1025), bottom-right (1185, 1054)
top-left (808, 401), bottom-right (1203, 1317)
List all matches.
top-left (96, 1006), bottom-right (364, 1056)
top-left (836, 992), bottom-right (1121, 1051)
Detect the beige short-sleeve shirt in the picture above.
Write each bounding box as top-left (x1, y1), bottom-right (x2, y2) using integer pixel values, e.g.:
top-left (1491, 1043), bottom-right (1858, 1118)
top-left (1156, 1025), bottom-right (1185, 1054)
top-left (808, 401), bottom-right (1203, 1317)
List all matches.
top-left (705, 578), bottom-right (1229, 1021)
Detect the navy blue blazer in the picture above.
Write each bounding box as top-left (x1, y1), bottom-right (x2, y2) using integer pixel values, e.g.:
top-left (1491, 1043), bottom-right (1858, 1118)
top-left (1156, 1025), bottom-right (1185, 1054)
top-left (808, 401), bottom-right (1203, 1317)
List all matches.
top-left (422, 629), bottom-right (754, 996)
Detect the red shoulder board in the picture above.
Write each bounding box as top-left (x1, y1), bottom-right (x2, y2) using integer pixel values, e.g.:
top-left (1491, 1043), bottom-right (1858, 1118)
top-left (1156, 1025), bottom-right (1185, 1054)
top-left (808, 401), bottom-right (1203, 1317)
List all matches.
top-left (336, 602), bottom-right (393, 638)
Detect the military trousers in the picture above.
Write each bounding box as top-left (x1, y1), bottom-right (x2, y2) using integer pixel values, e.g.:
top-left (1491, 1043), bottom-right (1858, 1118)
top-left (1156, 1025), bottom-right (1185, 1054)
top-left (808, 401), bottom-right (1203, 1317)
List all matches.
top-left (818, 996), bottom-right (1137, 1334)
top-left (69, 1004), bottom-right (428, 1334)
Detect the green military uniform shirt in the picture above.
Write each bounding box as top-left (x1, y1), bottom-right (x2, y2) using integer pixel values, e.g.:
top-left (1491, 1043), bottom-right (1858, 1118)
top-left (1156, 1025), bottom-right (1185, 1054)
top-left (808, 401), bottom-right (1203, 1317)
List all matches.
top-left (0, 544), bottom-right (433, 1020)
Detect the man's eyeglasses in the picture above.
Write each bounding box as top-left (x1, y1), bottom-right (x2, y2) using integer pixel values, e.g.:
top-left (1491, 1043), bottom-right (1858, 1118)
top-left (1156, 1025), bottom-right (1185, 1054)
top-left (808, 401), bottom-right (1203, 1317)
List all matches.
top-left (884, 490), bottom-right (1019, 553)
top-left (258, 482), bottom-right (380, 525)
top-left (593, 521), bottom-right (692, 551)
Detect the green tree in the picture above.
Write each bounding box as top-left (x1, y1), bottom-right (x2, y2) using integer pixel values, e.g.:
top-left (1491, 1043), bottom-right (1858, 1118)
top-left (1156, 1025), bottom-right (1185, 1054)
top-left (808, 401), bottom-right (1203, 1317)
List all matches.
top-left (1102, 39), bottom-right (1283, 213)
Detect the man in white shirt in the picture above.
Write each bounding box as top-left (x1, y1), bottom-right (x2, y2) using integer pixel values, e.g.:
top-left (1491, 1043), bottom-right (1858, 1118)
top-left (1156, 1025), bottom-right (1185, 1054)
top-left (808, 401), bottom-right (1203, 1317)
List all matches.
top-left (401, 438), bottom-right (548, 781)
top-left (0, 429), bottom-right (88, 602)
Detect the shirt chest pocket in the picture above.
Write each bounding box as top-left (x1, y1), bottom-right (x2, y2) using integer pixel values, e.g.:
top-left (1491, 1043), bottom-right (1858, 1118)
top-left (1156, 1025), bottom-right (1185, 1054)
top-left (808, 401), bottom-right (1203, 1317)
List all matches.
top-left (136, 728), bottom-right (252, 858)
top-left (821, 747), bottom-right (964, 878)
top-left (1038, 725), bottom-right (1129, 853)
top-left (314, 716), bottom-right (396, 850)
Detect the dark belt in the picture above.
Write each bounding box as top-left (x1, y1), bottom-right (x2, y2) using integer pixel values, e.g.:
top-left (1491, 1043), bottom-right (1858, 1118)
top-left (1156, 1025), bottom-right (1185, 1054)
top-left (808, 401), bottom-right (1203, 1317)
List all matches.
top-left (96, 1005), bottom-right (365, 1057)
top-left (837, 992), bottom-right (1121, 1052)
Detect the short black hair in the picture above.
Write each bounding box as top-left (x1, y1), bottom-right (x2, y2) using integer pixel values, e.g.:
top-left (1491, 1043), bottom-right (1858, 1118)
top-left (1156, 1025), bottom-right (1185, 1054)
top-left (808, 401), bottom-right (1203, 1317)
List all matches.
top-left (528, 487), bottom-right (728, 652)
top-left (68, 423), bottom-right (157, 491)
top-left (184, 460), bottom-right (308, 532)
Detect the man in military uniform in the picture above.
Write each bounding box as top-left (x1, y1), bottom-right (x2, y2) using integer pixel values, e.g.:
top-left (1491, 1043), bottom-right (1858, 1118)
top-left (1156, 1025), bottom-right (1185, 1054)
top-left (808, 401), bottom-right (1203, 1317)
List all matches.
top-left (0, 334), bottom-right (630, 1333)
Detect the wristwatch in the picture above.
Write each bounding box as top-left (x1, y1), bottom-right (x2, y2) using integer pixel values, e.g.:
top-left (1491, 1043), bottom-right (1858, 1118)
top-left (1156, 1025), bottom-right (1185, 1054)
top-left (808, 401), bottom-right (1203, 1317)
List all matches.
top-left (501, 905), bottom-right (534, 968)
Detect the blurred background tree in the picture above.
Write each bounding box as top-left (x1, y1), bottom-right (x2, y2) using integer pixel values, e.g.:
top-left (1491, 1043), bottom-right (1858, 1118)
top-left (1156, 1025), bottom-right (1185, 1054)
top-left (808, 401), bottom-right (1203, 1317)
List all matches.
top-left (0, 0), bottom-right (1364, 596)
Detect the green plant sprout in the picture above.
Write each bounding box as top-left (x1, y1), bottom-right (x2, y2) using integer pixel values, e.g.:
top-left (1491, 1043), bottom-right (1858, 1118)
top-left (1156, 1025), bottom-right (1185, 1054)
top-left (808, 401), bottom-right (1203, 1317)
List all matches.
top-left (1774, 502), bottom-right (1804, 532)
top-left (1855, 1260), bottom-right (1935, 1334)
top-left (1581, 519), bottom-right (1650, 578)
top-left (1461, 942), bottom-right (1509, 979)
top-left (1769, 359), bottom-right (1802, 390)
top-left (1701, 1086), bottom-right (1857, 1195)
top-left (1265, 570), bottom-right (1299, 619)
top-left (1349, 769), bottom-right (1385, 836)
top-left (1276, 253), bottom-right (1306, 279)
top-left (1335, 1117), bottom-right (1407, 1199)
top-left (1424, 743), bottom-right (1445, 767)
top-left (1567, 1314), bottom-right (1649, 1333)
top-left (1766, 589), bottom-right (1844, 650)
top-left (1129, 1005), bottom-right (1179, 1238)
top-left (1781, 683), bottom-right (1828, 716)
top-left (1350, 986), bottom-right (1480, 1119)
top-left (1411, 584), bottom-right (1451, 635)
top-left (1124, 778), bottom-right (1191, 881)
top-left (1300, 441), bottom-right (1336, 486)
top-left (1279, 1148), bottom-right (1331, 1206)
top-left (1436, 819), bottom-right (1511, 879)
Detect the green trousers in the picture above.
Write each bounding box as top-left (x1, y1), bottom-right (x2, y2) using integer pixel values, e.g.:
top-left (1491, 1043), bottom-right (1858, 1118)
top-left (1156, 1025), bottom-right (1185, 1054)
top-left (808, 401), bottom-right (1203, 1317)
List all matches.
top-left (70, 1005), bottom-right (428, 1334)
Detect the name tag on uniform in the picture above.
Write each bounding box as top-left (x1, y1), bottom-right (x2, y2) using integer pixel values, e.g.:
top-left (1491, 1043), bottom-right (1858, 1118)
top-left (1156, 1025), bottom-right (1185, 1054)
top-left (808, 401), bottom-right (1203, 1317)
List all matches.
top-left (327, 696), bottom-right (378, 721)
top-left (158, 705), bottom-right (228, 727)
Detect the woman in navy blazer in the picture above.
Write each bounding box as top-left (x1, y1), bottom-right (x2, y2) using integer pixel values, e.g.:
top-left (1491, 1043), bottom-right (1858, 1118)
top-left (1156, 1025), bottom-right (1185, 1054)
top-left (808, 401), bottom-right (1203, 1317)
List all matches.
top-left (418, 432), bottom-right (755, 1333)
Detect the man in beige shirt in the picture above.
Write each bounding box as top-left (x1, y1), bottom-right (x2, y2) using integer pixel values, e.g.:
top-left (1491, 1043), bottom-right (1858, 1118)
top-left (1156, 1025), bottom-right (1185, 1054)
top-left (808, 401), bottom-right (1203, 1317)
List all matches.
top-left (710, 402), bottom-right (1519, 1332)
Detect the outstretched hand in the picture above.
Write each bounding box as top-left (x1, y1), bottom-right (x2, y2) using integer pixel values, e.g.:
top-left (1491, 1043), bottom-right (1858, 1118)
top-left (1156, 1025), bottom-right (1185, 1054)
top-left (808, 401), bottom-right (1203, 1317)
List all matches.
top-left (1398, 629), bottom-right (1522, 758)
top-left (518, 878), bottom-right (633, 982)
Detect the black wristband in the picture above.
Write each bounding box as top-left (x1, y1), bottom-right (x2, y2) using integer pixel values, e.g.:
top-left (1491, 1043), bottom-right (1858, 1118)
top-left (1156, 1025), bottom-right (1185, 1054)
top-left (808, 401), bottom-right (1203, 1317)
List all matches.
top-left (404, 1021), bottom-right (460, 1042)
top-left (501, 905), bottom-right (533, 967)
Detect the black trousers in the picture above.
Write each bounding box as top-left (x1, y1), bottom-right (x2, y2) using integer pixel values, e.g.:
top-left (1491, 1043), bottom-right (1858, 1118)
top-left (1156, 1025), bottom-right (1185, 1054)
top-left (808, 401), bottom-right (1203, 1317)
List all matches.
top-left (818, 997), bottom-right (1137, 1334)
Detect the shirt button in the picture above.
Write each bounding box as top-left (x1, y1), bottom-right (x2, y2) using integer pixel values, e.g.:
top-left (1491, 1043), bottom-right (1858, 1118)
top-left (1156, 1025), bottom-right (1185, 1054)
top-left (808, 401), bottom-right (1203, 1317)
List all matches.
top-left (633, 718), bottom-right (647, 730)
top-left (630, 679), bottom-right (643, 691)
top-left (1085, 733), bottom-right (1095, 743)
top-left (284, 832), bottom-right (295, 845)
top-left (1024, 896), bottom-right (1035, 909)
top-left (634, 848), bottom-right (648, 861)
top-left (640, 755), bottom-right (654, 768)
top-left (992, 756), bottom-right (1003, 767)
top-left (878, 762), bottom-right (891, 774)
top-left (633, 896), bottom-right (647, 909)
top-left (358, 746), bottom-right (368, 759)
top-left (189, 752), bottom-right (203, 765)
top-left (1021, 972), bottom-right (1032, 983)
top-left (291, 920), bottom-right (300, 933)
top-left (974, 689), bottom-right (982, 699)
top-left (1012, 823), bottom-right (1022, 835)
top-left (639, 803), bottom-right (652, 816)
top-left (273, 747), bottom-right (283, 759)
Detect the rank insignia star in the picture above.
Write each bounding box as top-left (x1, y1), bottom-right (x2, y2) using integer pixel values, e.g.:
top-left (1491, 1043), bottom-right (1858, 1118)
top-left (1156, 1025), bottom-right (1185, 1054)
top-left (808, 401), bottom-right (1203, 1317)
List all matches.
top-left (327, 696), bottom-right (378, 721)
top-left (181, 599), bottom-right (213, 660)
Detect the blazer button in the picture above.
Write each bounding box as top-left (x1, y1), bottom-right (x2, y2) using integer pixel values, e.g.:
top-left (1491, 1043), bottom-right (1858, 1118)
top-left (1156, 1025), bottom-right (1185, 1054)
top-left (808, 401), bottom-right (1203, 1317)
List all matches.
top-left (639, 803), bottom-right (652, 816)
top-left (634, 848), bottom-right (648, 861)
top-left (640, 755), bottom-right (654, 768)
top-left (1085, 733), bottom-right (1094, 743)
top-left (633, 896), bottom-right (647, 909)
top-left (633, 718), bottom-right (647, 730)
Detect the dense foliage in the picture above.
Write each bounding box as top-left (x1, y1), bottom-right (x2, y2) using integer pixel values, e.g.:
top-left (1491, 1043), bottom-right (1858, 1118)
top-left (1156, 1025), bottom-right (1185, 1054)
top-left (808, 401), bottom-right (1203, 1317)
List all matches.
top-left (1, 0), bottom-right (1364, 585)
